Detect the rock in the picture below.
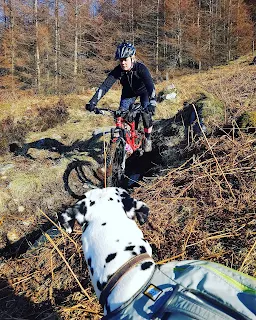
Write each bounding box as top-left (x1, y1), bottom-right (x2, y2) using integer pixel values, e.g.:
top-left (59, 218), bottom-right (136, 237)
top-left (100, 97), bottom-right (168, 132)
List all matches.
top-left (153, 92), bottom-right (225, 156)
top-left (0, 163), bottom-right (14, 174)
top-left (183, 93), bottom-right (225, 135)
top-left (7, 230), bottom-right (20, 243)
top-left (18, 206), bottom-right (25, 213)
top-left (166, 92), bottom-right (177, 100)
top-left (157, 83), bottom-right (178, 102)
top-left (51, 134), bottom-right (62, 141)
top-left (249, 56), bottom-right (256, 65)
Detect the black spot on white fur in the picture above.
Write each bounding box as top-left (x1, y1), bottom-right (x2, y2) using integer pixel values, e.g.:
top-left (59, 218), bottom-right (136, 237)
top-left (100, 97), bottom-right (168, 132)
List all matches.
top-left (82, 221), bottom-right (89, 231)
top-left (135, 203), bottom-right (149, 225)
top-left (102, 222), bottom-right (107, 226)
top-left (90, 200), bottom-right (95, 206)
top-left (125, 245), bottom-right (135, 251)
top-left (90, 267), bottom-right (94, 275)
top-left (121, 191), bottom-right (134, 212)
top-left (109, 197), bottom-right (113, 201)
top-left (97, 280), bottom-right (107, 291)
top-left (87, 257), bottom-right (92, 267)
top-left (107, 273), bottom-right (114, 281)
top-left (79, 201), bottom-right (87, 215)
top-left (140, 246), bottom-right (146, 254)
top-left (141, 261), bottom-right (153, 270)
top-left (106, 253), bottom-right (117, 263)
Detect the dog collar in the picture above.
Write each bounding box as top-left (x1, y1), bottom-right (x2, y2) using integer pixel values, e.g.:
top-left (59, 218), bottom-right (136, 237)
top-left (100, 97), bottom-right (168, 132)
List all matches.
top-left (99, 253), bottom-right (153, 307)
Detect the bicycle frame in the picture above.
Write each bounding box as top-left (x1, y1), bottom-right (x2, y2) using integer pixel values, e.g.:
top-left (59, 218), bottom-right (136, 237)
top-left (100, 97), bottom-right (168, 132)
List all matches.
top-left (113, 114), bottom-right (144, 154)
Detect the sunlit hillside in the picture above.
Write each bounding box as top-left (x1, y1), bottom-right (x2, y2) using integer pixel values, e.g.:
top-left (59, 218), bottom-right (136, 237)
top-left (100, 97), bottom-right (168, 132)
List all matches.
top-left (0, 55), bottom-right (255, 319)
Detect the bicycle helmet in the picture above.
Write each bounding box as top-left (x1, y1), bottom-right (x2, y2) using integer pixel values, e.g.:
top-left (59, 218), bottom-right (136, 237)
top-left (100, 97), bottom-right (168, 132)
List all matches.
top-left (115, 42), bottom-right (136, 60)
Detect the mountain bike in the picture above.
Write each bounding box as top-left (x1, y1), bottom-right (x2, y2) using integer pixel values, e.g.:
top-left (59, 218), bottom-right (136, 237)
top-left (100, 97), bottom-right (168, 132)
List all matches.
top-left (63, 103), bottom-right (146, 199)
top-left (102, 103), bottom-right (146, 187)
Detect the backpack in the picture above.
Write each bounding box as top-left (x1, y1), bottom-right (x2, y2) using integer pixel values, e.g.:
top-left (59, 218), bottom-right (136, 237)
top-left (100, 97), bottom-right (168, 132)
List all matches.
top-left (103, 259), bottom-right (256, 319)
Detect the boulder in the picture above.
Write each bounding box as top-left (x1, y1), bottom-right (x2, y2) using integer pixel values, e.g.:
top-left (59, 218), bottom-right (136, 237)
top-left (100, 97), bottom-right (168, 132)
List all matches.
top-left (157, 84), bottom-right (177, 102)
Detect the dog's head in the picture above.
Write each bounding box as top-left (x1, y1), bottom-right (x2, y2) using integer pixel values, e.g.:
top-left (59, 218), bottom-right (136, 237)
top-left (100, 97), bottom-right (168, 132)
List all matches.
top-left (57, 187), bottom-right (150, 233)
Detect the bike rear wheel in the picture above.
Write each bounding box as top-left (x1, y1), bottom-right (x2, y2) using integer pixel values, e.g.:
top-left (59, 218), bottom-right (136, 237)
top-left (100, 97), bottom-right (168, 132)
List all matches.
top-left (106, 139), bottom-right (126, 187)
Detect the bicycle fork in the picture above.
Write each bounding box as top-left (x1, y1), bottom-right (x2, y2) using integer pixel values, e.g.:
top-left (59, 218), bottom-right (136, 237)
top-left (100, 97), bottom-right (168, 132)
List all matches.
top-left (120, 138), bottom-right (127, 172)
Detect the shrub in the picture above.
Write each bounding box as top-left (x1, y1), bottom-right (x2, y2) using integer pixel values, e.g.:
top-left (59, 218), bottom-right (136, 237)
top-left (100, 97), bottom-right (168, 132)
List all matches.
top-left (0, 116), bottom-right (30, 155)
top-left (0, 99), bottom-right (69, 155)
top-left (30, 98), bottom-right (69, 132)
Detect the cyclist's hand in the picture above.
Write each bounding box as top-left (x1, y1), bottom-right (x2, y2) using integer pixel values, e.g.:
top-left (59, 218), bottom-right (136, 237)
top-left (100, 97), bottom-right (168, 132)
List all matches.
top-left (115, 110), bottom-right (123, 117)
top-left (146, 103), bottom-right (156, 115)
top-left (85, 102), bottom-right (96, 112)
top-left (94, 108), bottom-right (104, 115)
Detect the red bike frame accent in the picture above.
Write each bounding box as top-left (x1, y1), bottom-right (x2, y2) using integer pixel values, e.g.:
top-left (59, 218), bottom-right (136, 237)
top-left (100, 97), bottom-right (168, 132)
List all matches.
top-left (115, 116), bottom-right (144, 151)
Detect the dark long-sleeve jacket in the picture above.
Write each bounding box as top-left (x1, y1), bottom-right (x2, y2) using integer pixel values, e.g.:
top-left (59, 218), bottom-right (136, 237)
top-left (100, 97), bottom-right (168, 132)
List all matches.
top-left (89, 62), bottom-right (156, 106)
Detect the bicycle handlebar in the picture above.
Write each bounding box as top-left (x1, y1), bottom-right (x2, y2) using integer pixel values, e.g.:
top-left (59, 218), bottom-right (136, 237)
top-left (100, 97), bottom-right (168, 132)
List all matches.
top-left (94, 104), bottom-right (145, 117)
top-left (94, 107), bottom-right (115, 115)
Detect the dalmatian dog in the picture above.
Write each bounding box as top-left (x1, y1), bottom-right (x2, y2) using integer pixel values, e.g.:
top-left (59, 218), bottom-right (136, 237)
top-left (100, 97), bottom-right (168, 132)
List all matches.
top-left (58, 187), bottom-right (155, 315)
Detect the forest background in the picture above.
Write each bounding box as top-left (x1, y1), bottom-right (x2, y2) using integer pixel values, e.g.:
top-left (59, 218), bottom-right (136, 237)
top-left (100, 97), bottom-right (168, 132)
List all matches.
top-left (0, 0), bottom-right (255, 96)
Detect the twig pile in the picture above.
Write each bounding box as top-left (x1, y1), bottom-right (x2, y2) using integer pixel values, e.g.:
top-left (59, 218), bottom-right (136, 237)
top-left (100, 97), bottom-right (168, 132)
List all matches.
top-left (0, 131), bottom-right (255, 320)
top-left (135, 131), bottom-right (256, 276)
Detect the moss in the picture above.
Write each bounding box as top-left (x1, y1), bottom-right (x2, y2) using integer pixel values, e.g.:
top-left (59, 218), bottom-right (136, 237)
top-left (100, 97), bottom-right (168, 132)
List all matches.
top-left (9, 174), bottom-right (42, 202)
top-left (183, 92), bottom-right (225, 134)
top-left (194, 92), bottom-right (225, 120)
top-left (238, 111), bottom-right (256, 128)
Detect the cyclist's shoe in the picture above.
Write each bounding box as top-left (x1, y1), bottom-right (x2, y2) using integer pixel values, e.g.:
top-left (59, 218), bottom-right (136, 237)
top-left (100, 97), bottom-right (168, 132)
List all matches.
top-left (144, 138), bottom-right (152, 152)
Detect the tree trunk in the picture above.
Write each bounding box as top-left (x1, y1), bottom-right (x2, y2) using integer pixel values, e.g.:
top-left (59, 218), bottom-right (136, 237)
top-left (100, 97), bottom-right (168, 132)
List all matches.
top-left (130, 0), bottom-right (134, 44)
top-left (177, 0), bottom-right (182, 67)
top-left (227, 0), bottom-right (233, 62)
top-left (9, 0), bottom-right (15, 92)
top-left (74, 0), bottom-right (78, 91)
top-left (197, 0), bottom-right (202, 70)
top-left (34, 0), bottom-right (41, 94)
top-left (156, 0), bottom-right (160, 73)
top-left (3, 0), bottom-right (8, 28)
top-left (55, 0), bottom-right (60, 94)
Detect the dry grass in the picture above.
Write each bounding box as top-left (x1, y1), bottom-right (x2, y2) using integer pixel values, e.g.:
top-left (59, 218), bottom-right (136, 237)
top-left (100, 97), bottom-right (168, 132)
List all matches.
top-left (134, 132), bottom-right (256, 277)
top-left (0, 56), bottom-right (255, 319)
top-left (0, 130), bottom-right (255, 319)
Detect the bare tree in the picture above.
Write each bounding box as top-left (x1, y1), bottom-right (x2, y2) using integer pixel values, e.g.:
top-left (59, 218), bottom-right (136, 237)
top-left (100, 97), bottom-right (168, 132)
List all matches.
top-left (34, 0), bottom-right (41, 93)
top-left (155, 0), bottom-right (160, 73)
top-left (9, 0), bottom-right (15, 91)
top-left (54, 0), bottom-right (60, 94)
top-left (73, 0), bottom-right (78, 89)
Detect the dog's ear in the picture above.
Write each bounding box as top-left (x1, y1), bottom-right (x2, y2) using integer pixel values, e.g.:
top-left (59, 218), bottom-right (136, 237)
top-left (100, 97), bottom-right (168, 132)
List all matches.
top-left (57, 208), bottom-right (76, 233)
top-left (57, 199), bottom-right (88, 233)
top-left (133, 200), bottom-right (150, 225)
top-left (118, 188), bottom-right (150, 224)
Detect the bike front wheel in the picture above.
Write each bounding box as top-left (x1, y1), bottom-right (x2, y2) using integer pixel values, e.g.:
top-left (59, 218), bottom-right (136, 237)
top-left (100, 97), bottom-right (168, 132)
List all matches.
top-left (106, 139), bottom-right (126, 187)
top-left (63, 160), bottom-right (101, 199)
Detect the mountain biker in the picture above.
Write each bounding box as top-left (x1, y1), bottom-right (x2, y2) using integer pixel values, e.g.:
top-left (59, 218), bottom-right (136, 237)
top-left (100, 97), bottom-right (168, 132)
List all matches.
top-left (85, 41), bottom-right (157, 152)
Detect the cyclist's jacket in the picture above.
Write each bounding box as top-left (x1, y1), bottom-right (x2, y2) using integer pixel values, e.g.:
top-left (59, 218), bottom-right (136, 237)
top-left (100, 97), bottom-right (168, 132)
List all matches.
top-left (89, 62), bottom-right (156, 106)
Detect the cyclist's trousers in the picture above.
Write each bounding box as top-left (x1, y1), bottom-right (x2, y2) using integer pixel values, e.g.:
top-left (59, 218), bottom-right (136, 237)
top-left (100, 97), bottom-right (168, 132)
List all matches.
top-left (119, 94), bottom-right (153, 130)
